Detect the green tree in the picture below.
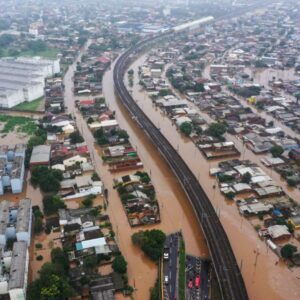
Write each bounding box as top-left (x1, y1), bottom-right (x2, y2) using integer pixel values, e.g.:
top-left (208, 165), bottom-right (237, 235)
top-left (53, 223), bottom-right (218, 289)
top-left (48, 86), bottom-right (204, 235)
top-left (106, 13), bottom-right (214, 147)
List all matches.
top-left (69, 130), bottom-right (84, 144)
top-left (180, 122), bottom-right (193, 136)
top-left (194, 82), bottom-right (205, 92)
top-left (83, 255), bottom-right (98, 270)
top-left (82, 195), bottom-right (95, 207)
top-left (132, 229), bottom-right (166, 261)
top-left (112, 255), bottom-right (127, 274)
top-left (34, 217), bottom-right (43, 234)
top-left (43, 195), bottom-right (66, 216)
top-left (280, 244), bottom-right (297, 259)
top-left (207, 122), bottom-right (227, 138)
top-left (241, 172), bottom-right (252, 184)
top-left (51, 248), bottom-right (69, 274)
top-left (270, 145), bottom-right (284, 158)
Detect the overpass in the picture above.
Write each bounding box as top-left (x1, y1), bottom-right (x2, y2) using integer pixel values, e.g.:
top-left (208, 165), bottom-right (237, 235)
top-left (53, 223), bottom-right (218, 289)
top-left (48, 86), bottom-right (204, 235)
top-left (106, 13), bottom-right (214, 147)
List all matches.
top-left (112, 4), bottom-right (275, 298)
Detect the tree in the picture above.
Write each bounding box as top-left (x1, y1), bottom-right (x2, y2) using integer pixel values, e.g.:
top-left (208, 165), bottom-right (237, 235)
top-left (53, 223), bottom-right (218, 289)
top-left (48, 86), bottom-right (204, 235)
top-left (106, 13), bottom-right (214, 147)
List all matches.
top-left (82, 195), bottom-right (95, 207)
top-left (270, 145), bottom-right (284, 158)
top-left (112, 255), bottom-right (127, 274)
top-left (194, 82), bottom-right (205, 92)
top-left (180, 122), bottom-right (193, 136)
top-left (69, 130), bottom-right (84, 144)
top-left (132, 229), bottom-right (166, 261)
top-left (287, 178), bottom-right (297, 187)
top-left (34, 217), bottom-right (43, 234)
top-left (78, 36), bottom-right (87, 46)
top-left (27, 40), bottom-right (47, 53)
top-left (43, 195), bottom-right (66, 216)
top-left (207, 122), bottom-right (227, 138)
top-left (91, 172), bottom-right (100, 181)
top-left (83, 255), bottom-right (98, 270)
top-left (87, 117), bottom-right (94, 124)
top-left (280, 244), bottom-right (297, 259)
top-left (241, 172), bottom-right (252, 184)
top-left (51, 248), bottom-right (69, 274)
top-left (127, 69), bottom-right (134, 75)
top-left (27, 262), bottom-right (74, 300)
top-left (117, 129), bottom-right (129, 140)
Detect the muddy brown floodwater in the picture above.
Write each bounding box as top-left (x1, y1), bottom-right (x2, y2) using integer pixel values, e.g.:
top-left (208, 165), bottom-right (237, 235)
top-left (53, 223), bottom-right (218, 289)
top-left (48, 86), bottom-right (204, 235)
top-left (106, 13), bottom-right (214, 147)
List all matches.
top-left (63, 49), bottom-right (208, 299)
top-left (125, 54), bottom-right (300, 300)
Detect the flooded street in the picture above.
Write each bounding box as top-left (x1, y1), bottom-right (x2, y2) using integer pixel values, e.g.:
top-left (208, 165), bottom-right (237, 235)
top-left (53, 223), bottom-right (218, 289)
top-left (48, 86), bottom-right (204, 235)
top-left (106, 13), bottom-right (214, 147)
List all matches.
top-left (63, 49), bottom-right (208, 299)
top-left (126, 54), bottom-right (300, 300)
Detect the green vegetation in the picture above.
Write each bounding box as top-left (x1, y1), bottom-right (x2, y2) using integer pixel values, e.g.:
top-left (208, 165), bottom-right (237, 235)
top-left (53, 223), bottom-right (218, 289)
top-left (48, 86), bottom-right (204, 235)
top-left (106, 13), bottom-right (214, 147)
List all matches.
top-left (31, 166), bottom-right (63, 194)
top-left (0, 115), bottom-right (37, 135)
top-left (180, 121), bottom-right (193, 136)
top-left (36, 255), bottom-right (44, 261)
top-left (112, 255), bottom-right (127, 274)
top-left (150, 279), bottom-right (160, 300)
top-left (69, 130), bottom-right (84, 144)
top-left (91, 172), bottom-right (100, 181)
top-left (179, 238), bottom-right (186, 300)
top-left (270, 145), bottom-right (284, 158)
top-left (42, 195), bottom-right (66, 216)
top-left (82, 194), bottom-right (96, 207)
top-left (36, 243), bottom-right (43, 249)
top-left (241, 172), bottom-right (252, 184)
top-left (27, 246), bottom-right (74, 300)
top-left (206, 122), bottom-right (227, 139)
top-left (135, 171), bottom-right (151, 184)
top-left (13, 97), bottom-right (44, 111)
top-left (132, 229), bottom-right (166, 261)
top-left (281, 244), bottom-right (297, 259)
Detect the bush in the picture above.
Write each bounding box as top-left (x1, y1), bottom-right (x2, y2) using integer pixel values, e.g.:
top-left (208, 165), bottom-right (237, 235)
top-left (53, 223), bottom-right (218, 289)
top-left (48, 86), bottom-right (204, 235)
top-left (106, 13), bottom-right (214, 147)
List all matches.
top-left (43, 195), bottom-right (66, 216)
top-left (270, 145), bottom-right (284, 158)
top-left (132, 229), bottom-right (166, 261)
top-left (180, 122), bottom-right (193, 136)
top-left (287, 178), bottom-right (297, 187)
top-left (281, 244), bottom-right (297, 259)
top-left (91, 172), bottom-right (100, 181)
top-left (69, 130), bottom-right (84, 144)
top-left (36, 243), bottom-right (43, 249)
top-left (207, 122), bottom-right (227, 138)
top-left (36, 255), bottom-right (43, 261)
top-left (112, 255), bottom-right (127, 274)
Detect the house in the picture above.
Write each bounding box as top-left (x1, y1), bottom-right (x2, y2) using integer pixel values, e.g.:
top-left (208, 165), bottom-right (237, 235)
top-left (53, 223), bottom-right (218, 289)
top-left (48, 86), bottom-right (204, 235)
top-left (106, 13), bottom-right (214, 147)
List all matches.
top-left (30, 145), bottom-right (51, 167)
top-left (267, 225), bottom-right (291, 240)
top-left (288, 215), bottom-right (300, 229)
top-left (75, 237), bottom-right (111, 255)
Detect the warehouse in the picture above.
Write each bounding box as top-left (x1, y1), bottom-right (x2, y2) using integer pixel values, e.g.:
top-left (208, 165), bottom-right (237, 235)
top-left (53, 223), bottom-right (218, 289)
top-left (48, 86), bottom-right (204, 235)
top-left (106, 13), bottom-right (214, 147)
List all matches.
top-left (0, 57), bottom-right (60, 108)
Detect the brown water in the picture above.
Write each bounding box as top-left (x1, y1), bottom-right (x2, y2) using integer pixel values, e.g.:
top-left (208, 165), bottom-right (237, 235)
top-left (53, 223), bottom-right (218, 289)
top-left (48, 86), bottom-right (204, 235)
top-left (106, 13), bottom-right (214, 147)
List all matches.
top-left (126, 54), bottom-right (300, 300)
top-left (63, 49), bottom-right (208, 299)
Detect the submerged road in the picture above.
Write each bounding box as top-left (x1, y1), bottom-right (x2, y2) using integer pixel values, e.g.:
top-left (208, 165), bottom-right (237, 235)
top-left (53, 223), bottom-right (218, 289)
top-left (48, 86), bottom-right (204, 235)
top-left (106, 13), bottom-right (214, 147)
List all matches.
top-left (113, 33), bottom-right (248, 300)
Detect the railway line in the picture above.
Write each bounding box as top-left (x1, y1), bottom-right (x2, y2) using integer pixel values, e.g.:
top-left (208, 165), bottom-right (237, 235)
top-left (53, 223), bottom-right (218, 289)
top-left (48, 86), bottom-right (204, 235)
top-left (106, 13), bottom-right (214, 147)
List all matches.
top-left (113, 3), bottom-right (275, 298)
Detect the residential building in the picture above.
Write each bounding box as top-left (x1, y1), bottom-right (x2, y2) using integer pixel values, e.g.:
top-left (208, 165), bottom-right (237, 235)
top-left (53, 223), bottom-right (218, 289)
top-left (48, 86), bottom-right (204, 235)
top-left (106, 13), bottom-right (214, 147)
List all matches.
top-left (0, 199), bottom-right (32, 247)
top-left (0, 144), bottom-right (25, 195)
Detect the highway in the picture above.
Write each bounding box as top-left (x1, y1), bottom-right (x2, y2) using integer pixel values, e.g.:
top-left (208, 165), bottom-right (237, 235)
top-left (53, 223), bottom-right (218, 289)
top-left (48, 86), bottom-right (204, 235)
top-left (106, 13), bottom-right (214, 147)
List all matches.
top-left (113, 3), bottom-right (275, 299)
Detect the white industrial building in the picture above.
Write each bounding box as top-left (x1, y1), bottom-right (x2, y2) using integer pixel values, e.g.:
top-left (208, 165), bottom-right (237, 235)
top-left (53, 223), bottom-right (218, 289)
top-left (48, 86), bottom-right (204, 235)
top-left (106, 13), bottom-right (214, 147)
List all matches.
top-left (0, 57), bottom-right (60, 108)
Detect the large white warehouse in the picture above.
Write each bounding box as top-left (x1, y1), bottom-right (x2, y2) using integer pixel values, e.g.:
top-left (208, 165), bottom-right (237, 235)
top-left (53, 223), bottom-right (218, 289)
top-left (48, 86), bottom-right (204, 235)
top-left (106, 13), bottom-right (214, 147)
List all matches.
top-left (0, 57), bottom-right (60, 108)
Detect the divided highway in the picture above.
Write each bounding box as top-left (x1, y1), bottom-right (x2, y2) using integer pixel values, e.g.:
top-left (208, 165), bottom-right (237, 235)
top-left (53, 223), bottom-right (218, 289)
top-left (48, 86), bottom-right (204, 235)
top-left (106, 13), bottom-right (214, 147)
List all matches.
top-left (113, 34), bottom-right (248, 300)
top-left (110, 3), bottom-right (285, 294)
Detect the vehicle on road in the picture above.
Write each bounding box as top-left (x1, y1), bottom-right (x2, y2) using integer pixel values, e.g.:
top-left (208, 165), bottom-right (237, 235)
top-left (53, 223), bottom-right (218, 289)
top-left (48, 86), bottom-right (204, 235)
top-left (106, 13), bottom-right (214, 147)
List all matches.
top-left (188, 279), bottom-right (193, 289)
top-left (163, 248), bottom-right (169, 260)
top-left (164, 275), bottom-right (169, 285)
top-left (195, 275), bottom-right (201, 288)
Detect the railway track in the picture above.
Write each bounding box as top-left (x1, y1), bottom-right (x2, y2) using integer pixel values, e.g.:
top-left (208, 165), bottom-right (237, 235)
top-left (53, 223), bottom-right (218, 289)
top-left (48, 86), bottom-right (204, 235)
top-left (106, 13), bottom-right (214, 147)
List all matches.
top-left (113, 3), bottom-right (275, 298)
